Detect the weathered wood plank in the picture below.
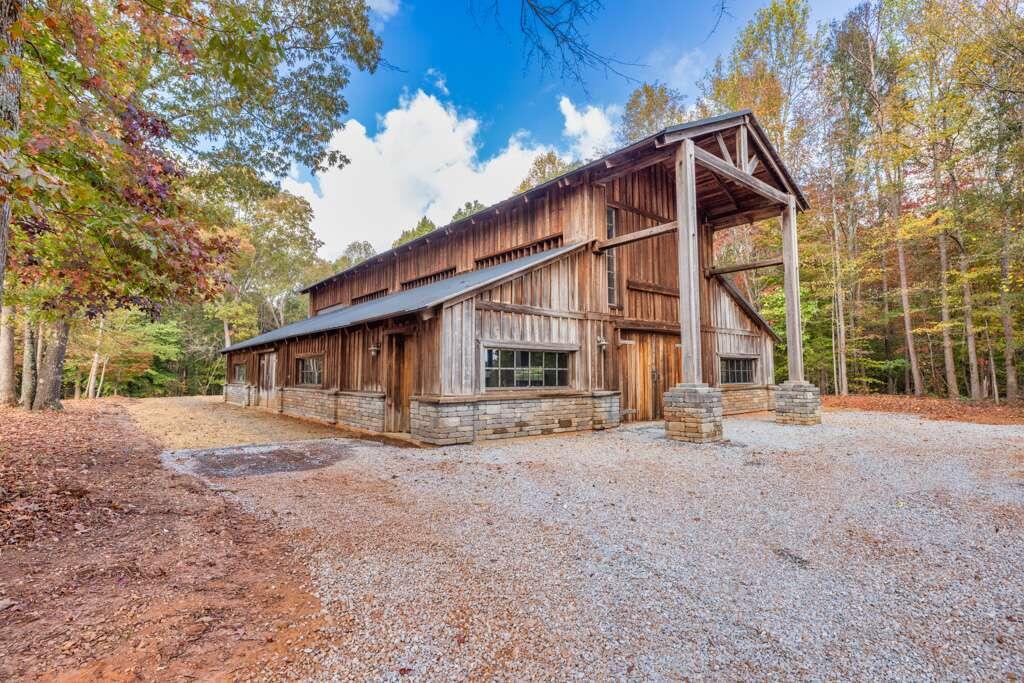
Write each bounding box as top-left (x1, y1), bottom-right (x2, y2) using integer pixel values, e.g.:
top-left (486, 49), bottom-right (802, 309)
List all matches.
top-left (594, 220), bottom-right (677, 252)
top-left (705, 257), bottom-right (783, 277)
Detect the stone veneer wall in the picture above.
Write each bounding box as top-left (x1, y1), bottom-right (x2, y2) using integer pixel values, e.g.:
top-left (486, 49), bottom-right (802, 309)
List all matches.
top-left (269, 387), bottom-right (385, 432)
top-left (224, 383), bottom-right (251, 406)
top-left (335, 391), bottom-right (386, 432)
top-left (720, 386), bottom-right (773, 415)
top-left (410, 392), bottom-right (621, 446)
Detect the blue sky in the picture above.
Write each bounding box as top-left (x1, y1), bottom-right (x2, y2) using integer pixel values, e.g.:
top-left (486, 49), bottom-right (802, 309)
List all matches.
top-left (286, 0), bottom-right (861, 257)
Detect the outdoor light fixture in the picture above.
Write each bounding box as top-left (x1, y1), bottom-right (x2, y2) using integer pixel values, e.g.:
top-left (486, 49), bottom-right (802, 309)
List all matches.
top-left (597, 336), bottom-right (608, 351)
top-left (369, 343), bottom-right (380, 357)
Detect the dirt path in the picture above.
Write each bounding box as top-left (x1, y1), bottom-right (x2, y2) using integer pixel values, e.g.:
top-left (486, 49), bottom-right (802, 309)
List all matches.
top-left (0, 399), bottom-right (328, 681)
top-left (123, 395), bottom-right (342, 450)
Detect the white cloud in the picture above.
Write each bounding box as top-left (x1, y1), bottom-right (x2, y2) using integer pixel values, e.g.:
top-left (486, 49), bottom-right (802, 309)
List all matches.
top-left (558, 96), bottom-right (618, 160)
top-left (366, 0), bottom-right (399, 20)
top-left (282, 91), bottom-right (553, 257)
top-left (425, 67), bottom-right (449, 96)
top-left (645, 46), bottom-right (709, 98)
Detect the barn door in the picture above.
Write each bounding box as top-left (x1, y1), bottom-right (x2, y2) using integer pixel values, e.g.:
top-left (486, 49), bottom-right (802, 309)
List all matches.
top-left (257, 352), bottom-right (277, 409)
top-left (384, 334), bottom-right (413, 432)
top-left (618, 332), bottom-right (682, 421)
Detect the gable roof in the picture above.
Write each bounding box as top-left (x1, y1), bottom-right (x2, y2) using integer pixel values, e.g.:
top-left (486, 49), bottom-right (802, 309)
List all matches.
top-left (222, 242), bottom-right (585, 353)
top-left (301, 109), bottom-right (806, 296)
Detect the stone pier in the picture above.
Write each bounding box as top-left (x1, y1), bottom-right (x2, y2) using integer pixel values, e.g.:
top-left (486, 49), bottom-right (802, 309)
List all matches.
top-left (663, 383), bottom-right (724, 443)
top-left (772, 381), bottom-right (821, 425)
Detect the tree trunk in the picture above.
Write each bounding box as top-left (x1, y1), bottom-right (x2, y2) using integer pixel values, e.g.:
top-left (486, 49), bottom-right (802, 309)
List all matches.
top-left (936, 232), bottom-right (959, 397)
top-left (223, 318), bottom-right (232, 347)
top-left (881, 252), bottom-right (894, 394)
top-left (0, 0), bottom-right (23, 310)
top-left (895, 233), bottom-right (924, 396)
top-left (32, 319), bottom-right (69, 410)
top-left (986, 328), bottom-right (999, 405)
top-left (958, 239), bottom-right (982, 400)
top-left (97, 356), bottom-right (108, 397)
top-left (18, 317), bottom-right (35, 407)
top-left (73, 368), bottom-right (81, 400)
top-left (86, 317), bottom-right (104, 398)
top-left (0, 304), bottom-right (15, 405)
top-left (829, 170), bottom-right (849, 395)
top-left (1000, 222), bottom-right (1019, 401)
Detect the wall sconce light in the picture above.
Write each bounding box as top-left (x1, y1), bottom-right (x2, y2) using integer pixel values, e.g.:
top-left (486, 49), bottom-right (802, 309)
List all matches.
top-left (596, 336), bottom-right (608, 351)
top-left (369, 343), bottom-right (380, 357)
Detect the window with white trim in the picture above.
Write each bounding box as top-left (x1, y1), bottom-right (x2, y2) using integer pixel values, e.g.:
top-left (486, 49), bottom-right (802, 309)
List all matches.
top-left (720, 357), bottom-right (756, 384)
top-left (484, 349), bottom-right (569, 389)
top-left (296, 355), bottom-right (323, 386)
top-left (605, 207), bottom-right (618, 306)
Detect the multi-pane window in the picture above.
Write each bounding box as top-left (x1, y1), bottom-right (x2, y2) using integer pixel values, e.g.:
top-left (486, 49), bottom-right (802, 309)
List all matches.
top-left (605, 207), bottom-right (618, 306)
top-left (233, 363), bottom-right (247, 383)
top-left (720, 357), bottom-right (756, 384)
top-left (484, 349), bottom-right (569, 389)
top-left (296, 355), bottom-right (323, 386)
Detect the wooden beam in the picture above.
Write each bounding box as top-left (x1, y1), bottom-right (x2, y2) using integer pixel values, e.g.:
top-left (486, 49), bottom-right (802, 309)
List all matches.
top-left (606, 199), bottom-right (672, 224)
top-left (627, 279), bottom-right (679, 297)
top-left (736, 124), bottom-right (748, 171)
top-left (594, 220), bottom-right (677, 252)
top-left (716, 133), bottom-right (734, 166)
top-left (475, 300), bottom-right (584, 319)
top-left (693, 146), bottom-right (790, 205)
top-left (747, 156), bottom-right (760, 174)
top-left (675, 139), bottom-right (703, 384)
top-left (705, 257), bottom-right (783, 277)
top-left (591, 148), bottom-right (675, 184)
top-left (781, 195), bottom-right (805, 381)
top-left (616, 318), bottom-right (681, 334)
top-left (708, 206), bottom-right (785, 230)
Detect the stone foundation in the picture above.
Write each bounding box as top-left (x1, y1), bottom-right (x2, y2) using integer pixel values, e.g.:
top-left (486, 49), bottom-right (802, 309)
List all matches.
top-left (663, 383), bottom-right (724, 443)
top-left (410, 392), bottom-right (621, 445)
top-left (720, 386), bottom-right (773, 414)
top-left (772, 381), bottom-right (821, 425)
top-left (335, 391), bottom-right (386, 432)
top-left (224, 383), bottom-right (252, 406)
top-left (268, 387), bottom-right (386, 431)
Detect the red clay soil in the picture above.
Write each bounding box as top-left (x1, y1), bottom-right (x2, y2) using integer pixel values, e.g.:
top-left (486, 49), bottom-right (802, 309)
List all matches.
top-left (823, 394), bottom-right (1024, 425)
top-left (0, 400), bottom-right (325, 681)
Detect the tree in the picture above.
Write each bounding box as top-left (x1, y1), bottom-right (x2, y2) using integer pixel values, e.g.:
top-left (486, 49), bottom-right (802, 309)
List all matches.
top-left (516, 151), bottom-right (580, 193)
top-left (393, 217), bottom-right (436, 248)
top-left (617, 82), bottom-right (687, 145)
top-left (452, 200), bottom-right (487, 222)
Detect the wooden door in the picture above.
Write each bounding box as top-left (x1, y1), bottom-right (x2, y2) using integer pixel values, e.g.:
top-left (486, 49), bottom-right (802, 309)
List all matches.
top-left (256, 352), bottom-right (277, 409)
top-left (618, 331), bottom-right (682, 421)
top-left (384, 335), bottom-right (413, 432)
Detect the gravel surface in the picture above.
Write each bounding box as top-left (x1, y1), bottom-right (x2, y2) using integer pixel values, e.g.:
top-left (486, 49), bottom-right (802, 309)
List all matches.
top-left (170, 410), bottom-right (1024, 680)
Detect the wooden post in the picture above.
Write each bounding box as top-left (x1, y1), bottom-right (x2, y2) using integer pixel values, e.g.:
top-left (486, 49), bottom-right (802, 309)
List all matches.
top-left (675, 139), bottom-right (702, 384)
top-left (781, 194), bottom-right (804, 382)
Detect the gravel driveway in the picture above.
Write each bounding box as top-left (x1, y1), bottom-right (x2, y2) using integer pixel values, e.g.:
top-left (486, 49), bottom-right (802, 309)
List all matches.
top-left (167, 411), bottom-right (1024, 680)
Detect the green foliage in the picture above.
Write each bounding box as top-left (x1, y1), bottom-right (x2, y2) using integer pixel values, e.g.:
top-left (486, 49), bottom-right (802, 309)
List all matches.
top-left (393, 217), bottom-right (437, 248)
top-left (515, 151), bottom-right (581, 193)
top-left (617, 83), bottom-right (687, 145)
top-left (452, 200), bottom-right (487, 222)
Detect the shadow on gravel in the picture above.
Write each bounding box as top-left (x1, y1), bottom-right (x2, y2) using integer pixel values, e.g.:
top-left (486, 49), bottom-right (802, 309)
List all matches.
top-left (162, 439), bottom-right (364, 478)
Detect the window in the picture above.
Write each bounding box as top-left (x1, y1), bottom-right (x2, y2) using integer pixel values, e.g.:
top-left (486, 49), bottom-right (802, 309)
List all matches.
top-left (296, 356), bottom-right (323, 386)
top-left (605, 207), bottom-right (618, 306)
top-left (720, 357), bottom-right (756, 385)
top-left (484, 349), bottom-right (569, 389)
top-left (232, 363), bottom-right (247, 383)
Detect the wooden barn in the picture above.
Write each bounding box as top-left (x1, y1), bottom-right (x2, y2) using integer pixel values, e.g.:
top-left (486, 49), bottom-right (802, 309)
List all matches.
top-left (222, 110), bottom-right (818, 444)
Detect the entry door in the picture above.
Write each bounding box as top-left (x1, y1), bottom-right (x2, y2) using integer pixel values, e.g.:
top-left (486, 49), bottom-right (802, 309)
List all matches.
top-left (618, 332), bottom-right (682, 421)
top-left (384, 335), bottom-right (413, 432)
top-left (257, 352), bottom-right (277, 409)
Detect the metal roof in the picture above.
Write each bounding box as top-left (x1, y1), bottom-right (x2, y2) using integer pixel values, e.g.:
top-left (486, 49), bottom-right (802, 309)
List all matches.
top-left (300, 109), bottom-right (805, 295)
top-left (222, 242), bottom-right (584, 354)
